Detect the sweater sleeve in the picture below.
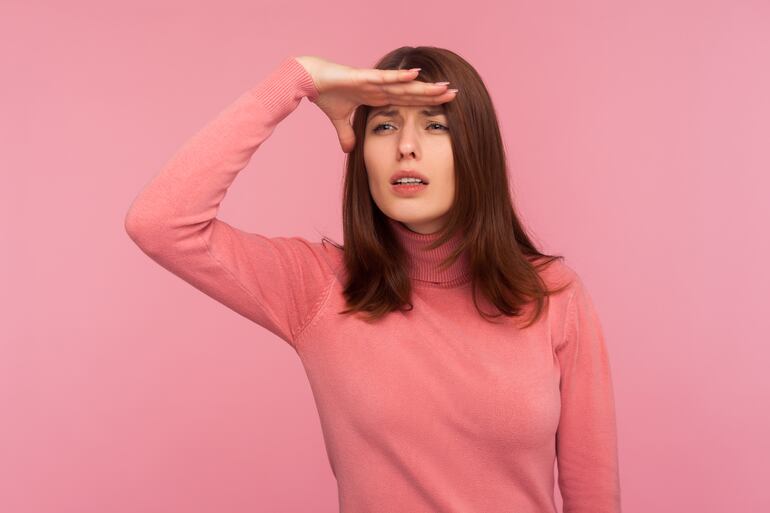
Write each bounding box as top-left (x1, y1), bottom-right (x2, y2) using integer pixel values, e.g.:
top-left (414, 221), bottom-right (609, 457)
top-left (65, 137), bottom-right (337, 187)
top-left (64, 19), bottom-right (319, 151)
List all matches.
top-left (554, 275), bottom-right (622, 513)
top-left (123, 56), bottom-right (337, 349)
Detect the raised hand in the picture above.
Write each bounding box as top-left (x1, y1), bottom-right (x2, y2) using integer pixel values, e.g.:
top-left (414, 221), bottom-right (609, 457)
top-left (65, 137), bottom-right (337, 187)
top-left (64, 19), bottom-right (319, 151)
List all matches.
top-left (295, 55), bottom-right (457, 153)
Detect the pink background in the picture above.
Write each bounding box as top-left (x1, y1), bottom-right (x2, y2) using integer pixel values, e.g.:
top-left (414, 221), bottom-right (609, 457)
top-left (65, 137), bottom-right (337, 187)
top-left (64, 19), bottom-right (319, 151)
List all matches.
top-left (2, 1), bottom-right (769, 512)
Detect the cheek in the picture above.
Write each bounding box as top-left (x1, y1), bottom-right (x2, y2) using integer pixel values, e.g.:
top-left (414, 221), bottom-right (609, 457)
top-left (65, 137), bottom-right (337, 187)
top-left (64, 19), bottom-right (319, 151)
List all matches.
top-left (434, 168), bottom-right (456, 206)
top-left (363, 145), bottom-right (380, 180)
top-left (439, 179), bottom-right (456, 205)
top-left (363, 144), bottom-right (390, 192)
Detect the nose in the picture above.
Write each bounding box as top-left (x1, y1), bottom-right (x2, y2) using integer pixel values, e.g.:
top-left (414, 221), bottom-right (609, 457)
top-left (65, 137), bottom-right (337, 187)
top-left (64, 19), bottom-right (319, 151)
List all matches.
top-left (397, 125), bottom-right (418, 159)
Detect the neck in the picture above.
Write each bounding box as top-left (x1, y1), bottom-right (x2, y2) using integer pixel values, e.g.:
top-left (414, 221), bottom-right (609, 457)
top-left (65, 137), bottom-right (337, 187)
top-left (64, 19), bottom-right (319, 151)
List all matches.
top-left (387, 217), bottom-right (471, 287)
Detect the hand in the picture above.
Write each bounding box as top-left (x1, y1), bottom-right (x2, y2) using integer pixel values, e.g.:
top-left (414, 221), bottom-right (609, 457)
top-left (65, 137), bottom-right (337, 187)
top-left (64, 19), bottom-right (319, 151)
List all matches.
top-left (295, 55), bottom-right (457, 153)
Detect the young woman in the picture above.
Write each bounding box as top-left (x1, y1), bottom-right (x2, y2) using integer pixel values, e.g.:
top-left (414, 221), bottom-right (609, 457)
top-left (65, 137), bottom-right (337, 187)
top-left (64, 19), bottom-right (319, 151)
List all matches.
top-left (125, 46), bottom-right (621, 513)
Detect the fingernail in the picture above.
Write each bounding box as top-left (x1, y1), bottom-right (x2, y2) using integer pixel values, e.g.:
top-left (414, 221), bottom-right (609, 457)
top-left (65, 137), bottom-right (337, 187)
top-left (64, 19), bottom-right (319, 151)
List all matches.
top-left (448, 88), bottom-right (459, 93)
top-left (435, 81), bottom-right (450, 85)
top-left (408, 67), bottom-right (422, 72)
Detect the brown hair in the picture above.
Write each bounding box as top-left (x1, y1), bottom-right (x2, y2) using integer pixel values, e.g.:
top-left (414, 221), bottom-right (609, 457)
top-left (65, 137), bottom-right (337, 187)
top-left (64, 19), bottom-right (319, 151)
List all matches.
top-left (322, 45), bottom-right (570, 328)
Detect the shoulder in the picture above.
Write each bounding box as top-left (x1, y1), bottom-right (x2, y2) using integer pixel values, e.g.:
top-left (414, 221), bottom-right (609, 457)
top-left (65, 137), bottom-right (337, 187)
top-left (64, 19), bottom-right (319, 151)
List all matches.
top-left (320, 235), bottom-right (344, 260)
top-left (316, 236), bottom-right (346, 276)
top-left (243, 233), bottom-right (345, 280)
top-left (529, 256), bottom-right (582, 297)
top-left (528, 257), bottom-right (598, 332)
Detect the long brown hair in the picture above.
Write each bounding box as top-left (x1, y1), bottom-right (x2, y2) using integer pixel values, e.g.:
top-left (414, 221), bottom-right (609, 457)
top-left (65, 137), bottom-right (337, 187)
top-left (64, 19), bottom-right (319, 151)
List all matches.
top-left (322, 46), bottom-right (570, 328)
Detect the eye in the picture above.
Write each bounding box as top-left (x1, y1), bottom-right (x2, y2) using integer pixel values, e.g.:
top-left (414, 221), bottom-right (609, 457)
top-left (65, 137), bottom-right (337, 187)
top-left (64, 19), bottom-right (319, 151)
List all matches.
top-left (372, 122), bottom-right (449, 133)
top-left (371, 123), bottom-right (394, 133)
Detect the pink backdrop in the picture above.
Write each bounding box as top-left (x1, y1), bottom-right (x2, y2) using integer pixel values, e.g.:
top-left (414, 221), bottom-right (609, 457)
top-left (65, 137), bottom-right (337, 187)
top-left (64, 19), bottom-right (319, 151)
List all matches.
top-left (2, 1), bottom-right (768, 512)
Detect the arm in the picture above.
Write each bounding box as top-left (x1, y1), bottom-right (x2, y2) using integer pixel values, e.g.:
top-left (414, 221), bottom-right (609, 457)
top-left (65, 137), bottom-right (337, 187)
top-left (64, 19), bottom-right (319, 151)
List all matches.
top-left (554, 275), bottom-right (622, 513)
top-left (124, 56), bottom-right (337, 348)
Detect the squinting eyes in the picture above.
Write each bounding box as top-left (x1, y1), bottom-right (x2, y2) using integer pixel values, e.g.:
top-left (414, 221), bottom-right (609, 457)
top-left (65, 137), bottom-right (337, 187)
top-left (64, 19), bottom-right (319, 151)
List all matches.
top-left (372, 122), bottom-right (449, 134)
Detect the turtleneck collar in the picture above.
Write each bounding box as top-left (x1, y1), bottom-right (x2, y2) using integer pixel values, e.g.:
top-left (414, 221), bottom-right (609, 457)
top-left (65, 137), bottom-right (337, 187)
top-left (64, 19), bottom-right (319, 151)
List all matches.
top-left (387, 217), bottom-right (472, 287)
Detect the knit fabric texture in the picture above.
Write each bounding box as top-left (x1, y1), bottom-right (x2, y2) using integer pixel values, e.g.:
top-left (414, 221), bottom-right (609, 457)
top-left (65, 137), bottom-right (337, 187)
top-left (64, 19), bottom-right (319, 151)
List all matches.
top-left (125, 56), bottom-right (622, 513)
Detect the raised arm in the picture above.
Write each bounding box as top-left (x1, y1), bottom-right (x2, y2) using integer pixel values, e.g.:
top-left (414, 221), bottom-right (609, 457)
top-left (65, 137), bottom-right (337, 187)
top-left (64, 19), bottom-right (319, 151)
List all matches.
top-left (124, 56), bottom-right (338, 348)
top-left (554, 275), bottom-right (622, 513)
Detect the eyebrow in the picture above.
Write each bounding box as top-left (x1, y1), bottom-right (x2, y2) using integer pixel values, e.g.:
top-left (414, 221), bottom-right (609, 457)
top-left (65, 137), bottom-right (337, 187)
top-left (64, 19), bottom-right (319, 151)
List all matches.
top-left (368, 106), bottom-right (446, 121)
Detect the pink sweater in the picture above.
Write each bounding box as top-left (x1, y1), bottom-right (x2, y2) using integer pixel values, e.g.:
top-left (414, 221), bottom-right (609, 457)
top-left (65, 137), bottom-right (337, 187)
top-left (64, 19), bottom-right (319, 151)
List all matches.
top-left (124, 56), bottom-right (622, 513)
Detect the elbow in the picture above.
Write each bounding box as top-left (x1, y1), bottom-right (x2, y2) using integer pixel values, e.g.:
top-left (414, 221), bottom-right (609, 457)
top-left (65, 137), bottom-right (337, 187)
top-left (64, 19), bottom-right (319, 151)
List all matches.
top-left (124, 205), bottom-right (166, 252)
top-left (124, 205), bottom-right (149, 244)
top-left (123, 208), bottom-right (140, 240)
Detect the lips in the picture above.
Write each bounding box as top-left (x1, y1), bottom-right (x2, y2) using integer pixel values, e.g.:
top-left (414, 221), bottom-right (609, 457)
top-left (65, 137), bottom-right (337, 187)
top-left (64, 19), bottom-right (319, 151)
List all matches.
top-left (391, 181), bottom-right (428, 197)
top-left (390, 169), bottom-right (430, 184)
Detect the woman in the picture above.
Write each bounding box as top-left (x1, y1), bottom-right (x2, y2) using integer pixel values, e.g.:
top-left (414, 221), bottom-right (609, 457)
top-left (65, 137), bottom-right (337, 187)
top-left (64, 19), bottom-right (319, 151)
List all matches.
top-left (125, 46), bottom-right (621, 513)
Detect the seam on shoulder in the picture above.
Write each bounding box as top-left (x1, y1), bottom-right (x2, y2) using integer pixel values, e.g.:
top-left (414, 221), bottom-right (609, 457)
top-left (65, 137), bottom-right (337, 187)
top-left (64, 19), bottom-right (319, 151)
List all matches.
top-left (273, 239), bottom-right (302, 343)
top-left (289, 237), bottom-right (342, 344)
top-left (555, 280), bottom-right (580, 354)
top-left (198, 231), bottom-right (296, 348)
top-left (293, 268), bottom-right (337, 345)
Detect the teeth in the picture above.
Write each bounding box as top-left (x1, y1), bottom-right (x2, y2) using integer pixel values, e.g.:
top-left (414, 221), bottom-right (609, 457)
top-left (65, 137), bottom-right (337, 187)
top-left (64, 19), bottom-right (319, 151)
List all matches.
top-left (395, 178), bottom-right (424, 184)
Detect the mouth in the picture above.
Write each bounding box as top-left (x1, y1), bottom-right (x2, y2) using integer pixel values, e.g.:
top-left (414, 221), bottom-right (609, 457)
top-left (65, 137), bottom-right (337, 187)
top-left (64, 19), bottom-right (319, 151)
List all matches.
top-left (391, 179), bottom-right (428, 186)
top-left (390, 170), bottom-right (430, 185)
top-left (391, 181), bottom-right (428, 197)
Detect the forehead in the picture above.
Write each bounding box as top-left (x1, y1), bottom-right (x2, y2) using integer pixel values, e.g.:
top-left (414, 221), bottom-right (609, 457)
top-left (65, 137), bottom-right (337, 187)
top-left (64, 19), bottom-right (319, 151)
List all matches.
top-left (368, 104), bottom-right (446, 120)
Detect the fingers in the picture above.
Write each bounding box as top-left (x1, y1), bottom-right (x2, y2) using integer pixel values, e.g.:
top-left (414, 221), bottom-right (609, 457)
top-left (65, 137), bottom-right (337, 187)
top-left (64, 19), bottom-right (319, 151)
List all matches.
top-left (362, 68), bottom-right (455, 99)
top-left (331, 117), bottom-right (356, 153)
top-left (371, 78), bottom-right (452, 98)
top-left (385, 92), bottom-right (458, 106)
top-left (363, 67), bottom-right (421, 83)
top-left (393, 80), bottom-right (453, 95)
top-left (380, 81), bottom-right (458, 104)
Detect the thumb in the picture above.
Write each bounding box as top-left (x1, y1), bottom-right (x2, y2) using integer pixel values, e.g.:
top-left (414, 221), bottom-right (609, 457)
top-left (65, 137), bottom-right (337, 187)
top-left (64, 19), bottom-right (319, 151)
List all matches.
top-left (332, 117), bottom-right (356, 153)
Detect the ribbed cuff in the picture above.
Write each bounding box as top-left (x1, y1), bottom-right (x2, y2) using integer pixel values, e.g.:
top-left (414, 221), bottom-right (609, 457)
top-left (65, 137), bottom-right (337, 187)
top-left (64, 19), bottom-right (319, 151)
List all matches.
top-left (250, 56), bottom-right (320, 119)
